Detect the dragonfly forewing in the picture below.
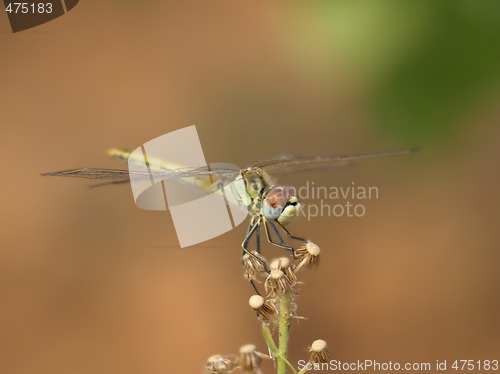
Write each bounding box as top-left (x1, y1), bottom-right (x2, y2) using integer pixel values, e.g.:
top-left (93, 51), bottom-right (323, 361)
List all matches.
top-left (253, 148), bottom-right (420, 173)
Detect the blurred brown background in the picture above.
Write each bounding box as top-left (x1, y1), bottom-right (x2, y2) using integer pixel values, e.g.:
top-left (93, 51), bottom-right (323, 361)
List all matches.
top-left (1, 1), bottom-right (499, 373)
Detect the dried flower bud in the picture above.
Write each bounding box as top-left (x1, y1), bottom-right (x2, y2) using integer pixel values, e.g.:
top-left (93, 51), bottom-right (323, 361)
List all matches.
top-left (204, 354), bottom-right (238, 373)
top-left (270, 257), bottom-right (297, 283)
top-left (309, 339), bottom-right (331, 364)
top-left (239, 344), bottom-right (267, 374)
top-left (294, 241), bottom-right (320, 272)
top-left (248, 295), bottom-right (277, 322)
top-left (265, 269), bottom-right (292, 296)
top-left (242, 251), bottom-right (267, 282)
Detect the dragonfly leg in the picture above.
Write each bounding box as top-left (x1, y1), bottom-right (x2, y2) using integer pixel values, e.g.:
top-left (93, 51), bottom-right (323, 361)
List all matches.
top-left (247, 216), bottom-right (262, 254)
top-left (255, 224), bottom-right (261, 254)
top-left (242, 217), bottom-right (257, 257)
top-left (274, 222), bottom-right (309, 259)
top-left (241, 218), bottom-right (269, 272)
top-left (241, 220), bottom-right (257, 257)
top-left (246, 217), bottom-right (256, 234)
top-left (250, 280), bottom-right (261, 296)
top-left (277, 222), bottom-right (308, 243)
top-left (242, 221), bottom-right (268, 296)
top-left (263, 220), bottom-right (295, 256)
top-left (270, 221), bottom-right (285, 245)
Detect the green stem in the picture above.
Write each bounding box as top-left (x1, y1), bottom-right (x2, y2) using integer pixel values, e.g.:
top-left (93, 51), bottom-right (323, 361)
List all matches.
top-left (261, 321), bottom-right (297, 374)
top-left (297, 366), bottom-right (309, 374)
top-left (277, 293), bottom-right (291, 374)
top-left (261, 323), bottom-right (279, 356)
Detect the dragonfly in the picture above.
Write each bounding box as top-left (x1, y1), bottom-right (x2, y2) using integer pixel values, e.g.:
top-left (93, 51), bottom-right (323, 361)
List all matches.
top-left (43, 146), bottom-right (419, 292)
top-left (43, 146), bottom-right (419, 247)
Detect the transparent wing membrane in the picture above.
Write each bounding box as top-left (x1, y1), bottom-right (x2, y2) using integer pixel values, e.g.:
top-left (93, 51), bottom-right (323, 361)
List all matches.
top-left (252, 148), bottom-right (420, 173)
top-left (42, 168), bottom-right (132, 180)
top-left (43, 148), bottom-right (420, 183)
top-left (42, 166), bottom-right (241, 181)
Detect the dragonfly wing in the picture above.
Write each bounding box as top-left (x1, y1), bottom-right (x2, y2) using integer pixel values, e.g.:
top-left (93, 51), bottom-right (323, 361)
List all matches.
top-left (88, 179), bottom-right (132, 188)
top-left (42, 166), bottom-right (241, 180)
top-left (42, 168), bottom-right (132, 180)
top-left (43, 165), bottom-right (244, 209)
top-left (252, 148), bottom-right (420, 174)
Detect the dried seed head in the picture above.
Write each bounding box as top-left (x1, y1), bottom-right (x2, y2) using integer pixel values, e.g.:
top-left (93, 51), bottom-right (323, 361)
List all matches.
top-left (248, 295), bottom-right (277, 322)
top-left (265, 269), bottom-right (292, 296)
top-left (309, 339), bottom-right (331, 364)
top-left (270, 257), bottom-right (297, 283)
top-left (239, 344), bottom-right (267, 374)
top-left (294, 241), bottom-right (321, 272)
top-left (204, 354), bottom-right (238, 373)
top-left (242, 251), bottom-right (267, 282)
top-left (270, 257), bottom-right (290, 270)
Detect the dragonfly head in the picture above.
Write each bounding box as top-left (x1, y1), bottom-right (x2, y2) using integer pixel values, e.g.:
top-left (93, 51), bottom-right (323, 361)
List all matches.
top-left (263, 186), bottom-right (302, 226)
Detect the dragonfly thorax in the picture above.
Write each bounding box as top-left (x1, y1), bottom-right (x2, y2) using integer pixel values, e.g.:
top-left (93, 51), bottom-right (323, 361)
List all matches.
top-left (262, 186), bottom-right (302, 226)
top-left (242, 168), bottom-right (272, 199)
